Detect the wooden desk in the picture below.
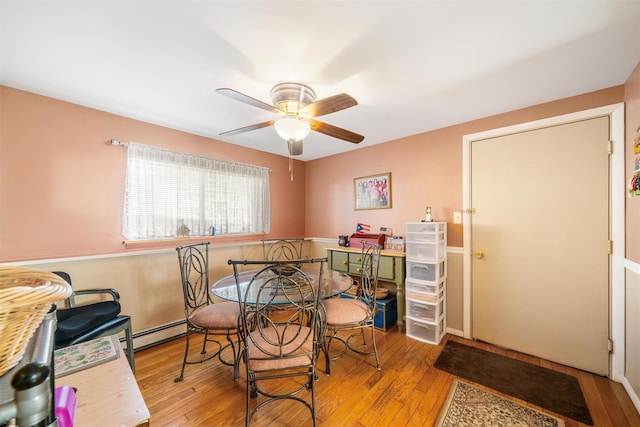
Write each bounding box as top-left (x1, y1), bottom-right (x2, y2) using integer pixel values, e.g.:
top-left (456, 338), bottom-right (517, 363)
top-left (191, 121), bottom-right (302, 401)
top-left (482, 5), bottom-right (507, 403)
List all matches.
top-left (327, 247), bottom-right (406, 331)
top-left (56, 345), bottom-right (150, 426)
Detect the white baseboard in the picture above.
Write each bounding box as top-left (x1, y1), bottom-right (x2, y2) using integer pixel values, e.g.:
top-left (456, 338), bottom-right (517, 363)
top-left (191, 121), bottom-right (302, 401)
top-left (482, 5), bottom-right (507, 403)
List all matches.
top-left (622, 377), bottom-right (640, 415)
top-left (446, 327), bottom-right (464, 337)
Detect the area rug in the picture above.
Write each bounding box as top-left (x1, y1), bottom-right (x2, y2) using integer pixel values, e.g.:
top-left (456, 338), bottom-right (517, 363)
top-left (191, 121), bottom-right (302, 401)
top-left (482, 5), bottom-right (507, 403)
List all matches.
top-left (436, 380), bottom-right (565, 427)
top-left (434, 341), bottom-right (592, 425)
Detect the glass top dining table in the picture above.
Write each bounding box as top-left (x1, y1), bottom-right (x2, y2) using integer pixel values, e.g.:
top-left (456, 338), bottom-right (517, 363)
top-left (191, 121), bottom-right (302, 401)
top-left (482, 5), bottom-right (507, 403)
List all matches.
top-left (211, 264), bottom-right (354, 303)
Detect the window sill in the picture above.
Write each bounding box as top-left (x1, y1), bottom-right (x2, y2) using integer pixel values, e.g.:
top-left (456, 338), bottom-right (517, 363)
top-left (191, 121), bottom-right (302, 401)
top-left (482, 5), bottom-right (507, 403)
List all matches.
top-left (123, 234), bottom-right (265, 250)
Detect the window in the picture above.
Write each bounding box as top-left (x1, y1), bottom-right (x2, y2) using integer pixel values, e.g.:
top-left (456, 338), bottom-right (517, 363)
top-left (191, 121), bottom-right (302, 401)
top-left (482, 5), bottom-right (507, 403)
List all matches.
top-left (123, 143), bottom-right (270, 240)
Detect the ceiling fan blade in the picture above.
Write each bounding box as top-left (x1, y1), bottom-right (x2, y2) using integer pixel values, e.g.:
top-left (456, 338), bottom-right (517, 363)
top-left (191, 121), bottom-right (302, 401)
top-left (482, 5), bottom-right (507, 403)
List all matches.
top-left (301, 93), bottom-right (357, 117)
top-left (220, 120), bottom-right (276, 136)
top-left (216, 88), bottom-right (283, 114)
top-left (309, 119), bottom-right (364, 144)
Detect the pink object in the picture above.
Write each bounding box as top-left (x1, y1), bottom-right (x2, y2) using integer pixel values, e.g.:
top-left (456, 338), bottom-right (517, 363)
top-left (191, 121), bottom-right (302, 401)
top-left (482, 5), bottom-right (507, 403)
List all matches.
top-left (55, 386), bottom-right (77, 427)
top-left (349, 233), bottom-right (386, 249)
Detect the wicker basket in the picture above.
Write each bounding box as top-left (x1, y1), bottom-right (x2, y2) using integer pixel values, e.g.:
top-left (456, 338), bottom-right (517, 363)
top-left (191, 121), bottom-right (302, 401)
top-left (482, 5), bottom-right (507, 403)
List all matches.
top-left (344, 279), bottom-right (360, 296)
top-left (0, 266), bottom-right (72, 377)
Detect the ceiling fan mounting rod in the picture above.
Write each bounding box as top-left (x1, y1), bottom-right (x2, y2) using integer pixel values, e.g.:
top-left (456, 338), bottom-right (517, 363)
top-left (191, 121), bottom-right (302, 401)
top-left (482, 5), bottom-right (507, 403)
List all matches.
top-left (271, 82), bottom-right (316, 113)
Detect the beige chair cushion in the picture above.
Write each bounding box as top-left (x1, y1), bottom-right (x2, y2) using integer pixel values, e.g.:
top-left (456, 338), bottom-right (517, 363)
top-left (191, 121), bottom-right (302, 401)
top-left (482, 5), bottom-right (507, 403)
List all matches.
top-left (321, 298), bottom-right (370, 325)
top-left (190, 302), bottom-right (239, 329)
top-left (247, 325), bottom-right (313, 371)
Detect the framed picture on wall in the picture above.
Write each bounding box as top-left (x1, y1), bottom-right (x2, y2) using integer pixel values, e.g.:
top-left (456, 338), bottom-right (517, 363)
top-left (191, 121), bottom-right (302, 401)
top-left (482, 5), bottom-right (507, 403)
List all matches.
top-left (354, 172), bottom-right (392, 210)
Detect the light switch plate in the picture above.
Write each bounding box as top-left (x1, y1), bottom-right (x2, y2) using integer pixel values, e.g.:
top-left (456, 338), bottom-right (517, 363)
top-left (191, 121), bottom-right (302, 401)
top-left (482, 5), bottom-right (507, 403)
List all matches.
top-left (453, 211), bottom-right (462, 224)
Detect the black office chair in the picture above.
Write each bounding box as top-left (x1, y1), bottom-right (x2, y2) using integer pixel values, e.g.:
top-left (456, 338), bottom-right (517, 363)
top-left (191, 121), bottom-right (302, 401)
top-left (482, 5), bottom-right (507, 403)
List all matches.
top-left (52, 271), bottom-right (135, 372)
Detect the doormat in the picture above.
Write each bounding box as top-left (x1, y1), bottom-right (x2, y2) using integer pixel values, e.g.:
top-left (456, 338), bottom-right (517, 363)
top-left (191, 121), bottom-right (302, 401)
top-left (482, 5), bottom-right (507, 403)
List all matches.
top-left (436, 379), bottom-right (565, 427)
top-left (434, 341), bottom-right (592, 425)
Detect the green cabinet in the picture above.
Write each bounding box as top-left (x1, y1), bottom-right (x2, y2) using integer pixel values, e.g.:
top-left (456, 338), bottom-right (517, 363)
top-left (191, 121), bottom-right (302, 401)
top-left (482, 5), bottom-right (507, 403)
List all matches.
top-left (329, 249), bottom-right (397, 279)
top-left (379, 256), bottom-right (397, 281)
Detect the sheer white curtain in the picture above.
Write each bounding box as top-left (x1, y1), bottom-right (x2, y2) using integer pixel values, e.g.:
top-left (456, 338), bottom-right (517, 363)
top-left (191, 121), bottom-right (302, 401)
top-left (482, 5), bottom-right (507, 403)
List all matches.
top-left (123, 143), bottom-right (270, 240)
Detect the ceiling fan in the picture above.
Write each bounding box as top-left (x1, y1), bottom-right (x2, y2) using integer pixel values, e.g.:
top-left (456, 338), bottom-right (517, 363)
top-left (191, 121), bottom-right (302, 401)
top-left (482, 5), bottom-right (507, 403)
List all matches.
top-left (216, 82), bottom-right (364, 156)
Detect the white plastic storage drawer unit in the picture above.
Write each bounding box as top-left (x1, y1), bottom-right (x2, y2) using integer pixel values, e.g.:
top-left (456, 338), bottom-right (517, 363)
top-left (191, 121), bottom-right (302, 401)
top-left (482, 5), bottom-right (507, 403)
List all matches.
top-left (406, 222), bottom-right (445, 234)
top-left (405, 230), bottom-right (445, 243)
top-left (405, 221), bottom-right (447, 345)
top-left (406, 259), bottom-right (446, 283)
top-left (405, 240), bottom-right (446, 261)
top-left (405, 222), bottom-right (446, 260)
top-left (405, 279), bottom-right (445, 303)
top-left (407, 298), bottom-right (444, 323)
top-left (405, 278), bottom-right (445, 295)
top-left (406, 317), bottom-right (446, 344)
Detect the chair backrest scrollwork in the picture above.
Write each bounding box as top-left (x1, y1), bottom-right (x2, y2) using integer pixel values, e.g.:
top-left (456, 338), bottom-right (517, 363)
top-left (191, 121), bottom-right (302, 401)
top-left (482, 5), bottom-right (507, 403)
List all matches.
top-left (261, 238), bottom-right (304, 262)
top-left (357, 242), bottom-right (382, 308)
top-left (176, 242), bottom-right (211, 317)
top-left (228, 258), bottom-right (325, 359)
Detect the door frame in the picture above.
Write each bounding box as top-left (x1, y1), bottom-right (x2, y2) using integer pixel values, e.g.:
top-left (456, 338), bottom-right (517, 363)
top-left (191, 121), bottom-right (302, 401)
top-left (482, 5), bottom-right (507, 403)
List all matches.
top-left (461, 103), bottom-right (625, 381)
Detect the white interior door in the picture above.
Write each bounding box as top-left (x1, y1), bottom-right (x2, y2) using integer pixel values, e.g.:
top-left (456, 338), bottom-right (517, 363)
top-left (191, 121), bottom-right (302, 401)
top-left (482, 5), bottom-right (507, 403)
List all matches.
top-left (470, 116), bottom-right (610, 375)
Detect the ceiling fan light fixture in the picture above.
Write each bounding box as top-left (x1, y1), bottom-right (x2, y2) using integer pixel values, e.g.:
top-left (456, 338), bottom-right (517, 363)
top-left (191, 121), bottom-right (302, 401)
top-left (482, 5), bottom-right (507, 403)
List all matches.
top-left (274, 117), bottom-right (311, 142)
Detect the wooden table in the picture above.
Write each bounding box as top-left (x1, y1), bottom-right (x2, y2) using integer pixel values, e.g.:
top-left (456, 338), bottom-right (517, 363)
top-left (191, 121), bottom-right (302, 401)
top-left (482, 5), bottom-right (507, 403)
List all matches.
top-left (56, 344), bottom-right (150, 427)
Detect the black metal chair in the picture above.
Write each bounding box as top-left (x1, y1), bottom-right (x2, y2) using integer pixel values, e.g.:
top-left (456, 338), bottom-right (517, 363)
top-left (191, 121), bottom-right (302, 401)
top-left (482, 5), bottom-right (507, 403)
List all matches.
top-left (52, 271), bottom-right (135, 372)
top-left (174, 242), bottom-right (241, 382)
top-left (321, 242), bottom-right (382, 375)
top-left (261, 238), bottom-right (304, 261)
top-left (228, 258), bottom-right (325, 426)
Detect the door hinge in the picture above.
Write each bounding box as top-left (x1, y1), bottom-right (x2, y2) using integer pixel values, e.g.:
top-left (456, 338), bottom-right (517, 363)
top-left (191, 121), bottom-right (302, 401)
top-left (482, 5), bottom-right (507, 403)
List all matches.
top-left (608, 140), bottom-right (613, 155)
top-left (608, 338), bottom-right (613, 353)
top-left (608, 240), bottom-right (613, 254)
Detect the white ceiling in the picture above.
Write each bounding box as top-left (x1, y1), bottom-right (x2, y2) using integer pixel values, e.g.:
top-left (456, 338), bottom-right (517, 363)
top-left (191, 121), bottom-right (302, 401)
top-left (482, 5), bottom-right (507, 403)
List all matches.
top-left (2, 1), bottom-right (639, 161)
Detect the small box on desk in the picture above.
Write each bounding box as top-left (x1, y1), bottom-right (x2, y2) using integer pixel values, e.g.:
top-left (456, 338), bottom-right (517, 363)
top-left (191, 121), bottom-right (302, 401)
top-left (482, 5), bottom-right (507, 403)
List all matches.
top-left (340, 294), bottom-right (397, 331)
top-left (384, 236), bottom-right (405, 253)
top-left (349, 233), bottom-right (386, 249)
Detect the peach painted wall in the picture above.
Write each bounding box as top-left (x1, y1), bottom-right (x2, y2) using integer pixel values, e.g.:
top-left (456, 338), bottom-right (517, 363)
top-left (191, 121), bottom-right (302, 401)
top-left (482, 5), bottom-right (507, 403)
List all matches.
top-left (305, 86), bottom-right (625, 247)
top-left (0, 84), bottom-right (628, 261)
top-left (625, 63), bottom-right (640, 263)
top-left (0, 86), bottom-right (306, 262)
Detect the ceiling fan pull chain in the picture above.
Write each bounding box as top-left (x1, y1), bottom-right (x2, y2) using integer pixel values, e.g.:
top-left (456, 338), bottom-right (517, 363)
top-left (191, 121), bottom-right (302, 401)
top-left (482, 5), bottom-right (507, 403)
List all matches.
top-left (289, 154), bottom-right (294, 181)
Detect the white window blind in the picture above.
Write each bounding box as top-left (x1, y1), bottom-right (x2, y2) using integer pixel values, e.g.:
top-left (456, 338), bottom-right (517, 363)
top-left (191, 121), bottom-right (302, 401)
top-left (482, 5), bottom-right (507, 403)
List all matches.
top-left (123, 143), bottom-right (270, 240)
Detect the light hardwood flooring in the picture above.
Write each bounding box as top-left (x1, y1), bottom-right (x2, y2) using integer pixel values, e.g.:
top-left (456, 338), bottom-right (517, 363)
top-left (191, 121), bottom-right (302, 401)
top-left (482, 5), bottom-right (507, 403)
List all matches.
top-left (133, 327), bottom-right (640, 426)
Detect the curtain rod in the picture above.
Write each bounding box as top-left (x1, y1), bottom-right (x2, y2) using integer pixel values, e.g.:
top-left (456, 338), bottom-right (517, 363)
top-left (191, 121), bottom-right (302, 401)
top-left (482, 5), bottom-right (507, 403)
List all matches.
top-left (106, 139), bottom-right (274, 172)
top-left (107, 139), bottom-right (129, 146)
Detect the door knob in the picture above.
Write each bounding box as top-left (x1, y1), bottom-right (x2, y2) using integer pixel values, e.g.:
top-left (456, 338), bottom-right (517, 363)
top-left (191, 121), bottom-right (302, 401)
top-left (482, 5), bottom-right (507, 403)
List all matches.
top-left (474, 251), bottom-right (484, 259)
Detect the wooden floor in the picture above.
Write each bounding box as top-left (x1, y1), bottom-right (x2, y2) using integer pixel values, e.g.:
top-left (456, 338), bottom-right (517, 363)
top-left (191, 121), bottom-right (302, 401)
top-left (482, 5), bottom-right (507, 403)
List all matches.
top-left (133, 327), bottom-right (640, 426)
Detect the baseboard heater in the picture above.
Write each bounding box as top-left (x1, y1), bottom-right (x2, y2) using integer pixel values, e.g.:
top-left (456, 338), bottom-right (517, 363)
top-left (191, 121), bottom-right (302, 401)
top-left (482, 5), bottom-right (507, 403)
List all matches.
top-left (119, 320), bottom-right (186, 352)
